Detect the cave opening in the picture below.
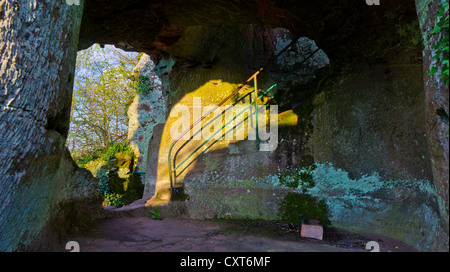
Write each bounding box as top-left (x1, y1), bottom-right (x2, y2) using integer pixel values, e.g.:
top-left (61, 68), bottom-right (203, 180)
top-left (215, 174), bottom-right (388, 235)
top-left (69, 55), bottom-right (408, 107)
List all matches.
top-left (62, 0), bottom-right (450, 252)
top-left (72, 6), bottom-right (445, 249)
top-left (68, 43), bottom-right (149, 208)
top-left (0, 0), bottom-right (448, 252)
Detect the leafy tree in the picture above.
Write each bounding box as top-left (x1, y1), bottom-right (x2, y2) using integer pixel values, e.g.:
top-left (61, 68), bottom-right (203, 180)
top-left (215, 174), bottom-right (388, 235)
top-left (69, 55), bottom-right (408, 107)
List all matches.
top-left (67, 44), bottom-right (143, 157)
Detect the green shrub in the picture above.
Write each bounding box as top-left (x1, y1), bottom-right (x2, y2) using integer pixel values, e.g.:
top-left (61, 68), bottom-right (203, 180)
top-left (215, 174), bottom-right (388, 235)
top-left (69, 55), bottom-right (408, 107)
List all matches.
top-left (96, 168), bottom-right (110, 196)
top-left (277, 156), bottom-right (330, 226)
top-left (93, 143), bottom-right (143, 208)
top-left (279, 192), bottom-right (330, 226)
top-left (104, 193), bottom-right (123, 208)
top-left (74, 142), bottom-right (132, 168)
top-left (97, 168), bottom-right (123, 207)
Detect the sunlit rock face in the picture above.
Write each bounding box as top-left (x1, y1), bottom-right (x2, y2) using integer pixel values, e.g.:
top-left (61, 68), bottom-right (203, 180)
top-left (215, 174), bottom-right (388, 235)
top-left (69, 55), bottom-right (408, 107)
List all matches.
top-left (122, 2), bottom-right (446, 251)
top-left (127, 54), bottom-right (167, 174)
top-left (142, 24), bottom-right (329, 202)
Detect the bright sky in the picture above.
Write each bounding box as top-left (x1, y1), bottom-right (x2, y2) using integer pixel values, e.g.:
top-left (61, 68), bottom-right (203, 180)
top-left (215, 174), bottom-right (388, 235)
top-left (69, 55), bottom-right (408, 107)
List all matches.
top-left (74, 44), bottom-right (139, 89)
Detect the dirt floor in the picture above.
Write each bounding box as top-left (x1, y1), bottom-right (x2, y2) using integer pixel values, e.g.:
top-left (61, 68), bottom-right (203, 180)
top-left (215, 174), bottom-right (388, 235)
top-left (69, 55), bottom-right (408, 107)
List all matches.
top-left (62, 216), bottom-right (418, 252)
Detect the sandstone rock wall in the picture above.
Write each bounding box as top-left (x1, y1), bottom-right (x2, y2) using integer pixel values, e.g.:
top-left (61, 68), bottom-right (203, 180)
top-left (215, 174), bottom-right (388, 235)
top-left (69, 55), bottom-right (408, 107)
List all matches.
top-left (415, 0), bottom-right (449, 236)
top-left (127, 54), bottom-right (167, 174)
top-left (140, 16), bottom-right (448, 251)
top-left (0, 0), bottom-right (101, 251)
top-left (306, 2), bottom-right (449, 250)
top-left (143, 25), bottom-right (328, 204)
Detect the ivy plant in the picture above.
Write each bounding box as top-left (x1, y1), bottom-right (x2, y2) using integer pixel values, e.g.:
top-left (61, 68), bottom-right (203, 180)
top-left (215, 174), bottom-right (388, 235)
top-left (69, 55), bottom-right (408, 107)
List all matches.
top-left (428, 1), bottom-right (449, 85)
top-left (149, 206), bottom-right (162, 220)
top-left (136, 75), bottom-right (153, 94)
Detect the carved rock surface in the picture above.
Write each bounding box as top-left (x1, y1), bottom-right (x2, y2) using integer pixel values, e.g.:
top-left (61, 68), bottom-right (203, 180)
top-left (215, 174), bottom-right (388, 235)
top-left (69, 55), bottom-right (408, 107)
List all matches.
top-left (0, 0), bottom-right (101, 251)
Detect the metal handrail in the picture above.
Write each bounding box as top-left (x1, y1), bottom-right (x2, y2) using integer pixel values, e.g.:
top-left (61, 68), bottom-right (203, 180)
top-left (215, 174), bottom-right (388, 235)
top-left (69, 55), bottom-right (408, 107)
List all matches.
top-left (167, 38), bottom-right (320, 199)
top-left (170, 47), bottom-right (321, 174)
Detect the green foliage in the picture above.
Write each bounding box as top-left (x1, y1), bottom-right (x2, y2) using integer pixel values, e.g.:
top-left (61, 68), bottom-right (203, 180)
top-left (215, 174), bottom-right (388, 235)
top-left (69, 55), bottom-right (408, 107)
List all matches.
top-left (278, 167), bottom-right (315, 192)
top-left (136, 75), bottom-right (153, 94)
top-left (96, 168), bottom-right (110, 195)
top-left (67, 45), bottom-right (149, 207)
top-left (104, 193), bottom-right (123, 208)
top-left (91, 142), bottom-right (143, 208)
top-left (67, 44), bottom-right (143, 155)
top-left (73, 142), bottom-right (133, 167)
top-left (96, 168), bottom-right (123, 207)
top-left (101, 142), bottom-right (129, 161)
top-left (149, 206), bottom-right (162, 220)
top-left (279, 192), bottom-right (330, 226)
top-left (277, 156), bottom-right (330, 226)
top-left (278, 155), bottom-right (317, 193)
top-left (428, 1), bottom-right (449, 85)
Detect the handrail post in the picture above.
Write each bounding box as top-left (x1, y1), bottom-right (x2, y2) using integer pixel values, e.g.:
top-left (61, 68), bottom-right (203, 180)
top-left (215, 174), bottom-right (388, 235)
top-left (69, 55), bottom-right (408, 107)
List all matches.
top-left (168, 145), bottom-right (174, 200)
top-left (166, 38), bottom-right (311, 201)
top-left (253, 75), bottom-right (260, 150)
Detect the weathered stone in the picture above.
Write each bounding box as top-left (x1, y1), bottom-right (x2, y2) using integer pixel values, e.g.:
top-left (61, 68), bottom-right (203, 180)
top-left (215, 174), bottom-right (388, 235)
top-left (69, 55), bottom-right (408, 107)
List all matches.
top-left (139, 18), bottom-right (447, 252)
top-left (0, 0), bottom-right (102, 251)
top-left (414, 0), bottom-right (449, 237)
top-left (127, 54), bottom-right (167, 173)
top-left (143, 25), bottom-right (327, 205)
top-left (309, 163), bottom-right (447, 252)
top-left (143, 123), bottom-right (165, 199)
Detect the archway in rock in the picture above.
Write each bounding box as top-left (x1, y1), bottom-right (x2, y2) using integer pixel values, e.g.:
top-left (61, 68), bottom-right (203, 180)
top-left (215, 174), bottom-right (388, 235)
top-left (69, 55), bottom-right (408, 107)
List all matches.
top-left (68, 43), bottom-right (151, 208)
top-left (0, 0), bottom-right (448, 251)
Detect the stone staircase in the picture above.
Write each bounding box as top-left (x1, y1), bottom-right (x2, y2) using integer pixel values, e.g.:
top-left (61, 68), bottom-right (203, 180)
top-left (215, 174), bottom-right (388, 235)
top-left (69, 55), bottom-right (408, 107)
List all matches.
top-left (107, 134), bottom-right (294, 221)
top-left (116, 40), bottom-right (323, 221)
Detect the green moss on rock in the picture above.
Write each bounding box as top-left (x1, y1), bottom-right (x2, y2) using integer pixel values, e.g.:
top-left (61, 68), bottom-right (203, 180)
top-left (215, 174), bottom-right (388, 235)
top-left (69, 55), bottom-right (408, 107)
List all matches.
top-left (95, 147), bottom-right (144, 207)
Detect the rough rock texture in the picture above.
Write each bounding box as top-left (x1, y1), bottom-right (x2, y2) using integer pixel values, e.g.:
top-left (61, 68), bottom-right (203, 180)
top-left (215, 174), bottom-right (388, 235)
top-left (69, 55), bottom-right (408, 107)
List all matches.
top-left (127, 54), bottom-right (167, 173)
top-left (78, 1), bottom-right (423, 64)
top-left (143, 123), bottom-right (166, 199)
top-left (305, 1), bottom-right (448, 251)
top-left (133, 3), bottom-right (445, 251)
top-left (144, 25), bottom-right (328, 204)
top-left (311, 61), bottom-right (431, 181)
top-left (0, 0), bottom-right (102, 251)
top-left (310, 163), bottom-right (445, 251)
top-left (415, 0), bottom-right (449, 236)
